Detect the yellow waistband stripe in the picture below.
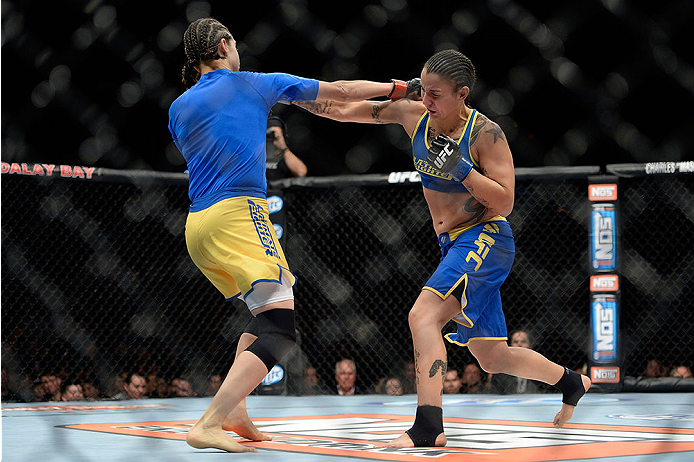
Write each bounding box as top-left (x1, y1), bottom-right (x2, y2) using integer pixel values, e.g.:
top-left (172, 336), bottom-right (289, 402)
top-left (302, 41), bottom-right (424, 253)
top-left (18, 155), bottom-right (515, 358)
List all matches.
top-left (447, 215), bottom-right (507, 241)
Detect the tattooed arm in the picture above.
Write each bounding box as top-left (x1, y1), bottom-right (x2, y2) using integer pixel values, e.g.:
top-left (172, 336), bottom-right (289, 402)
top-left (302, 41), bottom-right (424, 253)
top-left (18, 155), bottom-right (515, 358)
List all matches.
top-left (292, 99), bottom-right (425, 137)
top-left (463, 114), bottom-right (515, 217)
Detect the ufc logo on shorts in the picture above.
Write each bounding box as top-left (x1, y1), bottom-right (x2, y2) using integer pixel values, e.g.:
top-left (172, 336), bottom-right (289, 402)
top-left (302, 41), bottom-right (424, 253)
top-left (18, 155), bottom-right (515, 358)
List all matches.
top-left (465, 223), bottom-right (500, 271)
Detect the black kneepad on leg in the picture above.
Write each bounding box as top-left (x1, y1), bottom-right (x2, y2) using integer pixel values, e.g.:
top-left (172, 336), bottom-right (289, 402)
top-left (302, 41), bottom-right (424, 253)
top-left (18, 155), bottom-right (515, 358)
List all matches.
top-left (243, 318), bottom-right (259, 336)
top-left (245, 309), bottom-right (296, 371)
top-left (406, 405), bottom-right (443, 447)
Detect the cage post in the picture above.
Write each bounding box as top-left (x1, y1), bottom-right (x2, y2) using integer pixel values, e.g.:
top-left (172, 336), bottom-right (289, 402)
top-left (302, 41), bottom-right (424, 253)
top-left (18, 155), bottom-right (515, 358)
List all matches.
top-left (587, 176), bottom-right (623, 391)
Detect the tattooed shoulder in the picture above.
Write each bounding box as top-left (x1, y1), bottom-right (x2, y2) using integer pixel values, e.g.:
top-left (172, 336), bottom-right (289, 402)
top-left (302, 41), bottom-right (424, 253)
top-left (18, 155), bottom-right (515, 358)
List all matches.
top-left (485, 120), bottom-right (506, 144)
top-left (470, 114), bottom-right (489, 147)
top-left (471, 113), bottom-right (506, 145)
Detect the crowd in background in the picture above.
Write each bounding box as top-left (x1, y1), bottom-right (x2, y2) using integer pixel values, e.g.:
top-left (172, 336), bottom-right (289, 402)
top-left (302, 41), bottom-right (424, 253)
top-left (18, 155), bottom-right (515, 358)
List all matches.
top-left (3, 329), bottom-right (691, 403)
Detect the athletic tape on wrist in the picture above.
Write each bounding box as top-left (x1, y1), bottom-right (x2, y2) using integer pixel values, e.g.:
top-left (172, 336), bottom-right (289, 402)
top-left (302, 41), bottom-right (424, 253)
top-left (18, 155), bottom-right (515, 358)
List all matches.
top-left (389, 80), bottom-right (407, 99)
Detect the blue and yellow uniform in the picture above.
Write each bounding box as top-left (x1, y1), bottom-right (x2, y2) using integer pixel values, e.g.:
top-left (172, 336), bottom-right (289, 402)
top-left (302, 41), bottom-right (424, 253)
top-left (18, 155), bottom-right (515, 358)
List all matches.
top-left (168, 69), bottom-right (319, 301)
top-left (411, 110), bottom-right (515, 346)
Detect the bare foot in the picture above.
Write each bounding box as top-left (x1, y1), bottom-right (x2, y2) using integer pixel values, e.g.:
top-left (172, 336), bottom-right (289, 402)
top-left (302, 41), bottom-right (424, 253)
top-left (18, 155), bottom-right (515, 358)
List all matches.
top-left (222, 407), bottom-right (272, 441)
top-left (553, 374), bottom-right (592, 428)
top-left (186, 422), bottom-right (258, 453)
top-left (380, 432), bottom-right (447, 448)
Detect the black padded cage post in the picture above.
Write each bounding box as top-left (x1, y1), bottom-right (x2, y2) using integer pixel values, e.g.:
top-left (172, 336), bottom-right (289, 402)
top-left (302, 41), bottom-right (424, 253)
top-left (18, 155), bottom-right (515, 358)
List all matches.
top-left (587, 176), bottom-right (623, 392)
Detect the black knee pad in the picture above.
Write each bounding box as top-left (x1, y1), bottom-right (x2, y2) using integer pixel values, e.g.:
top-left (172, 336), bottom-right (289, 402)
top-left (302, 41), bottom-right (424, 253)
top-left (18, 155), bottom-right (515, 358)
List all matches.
top-left (245, 309), bottom-right (296, 371)
top-left (406, 405), bottom-right (444, 447)
top-left (243, 318), bottom-right (259, 336)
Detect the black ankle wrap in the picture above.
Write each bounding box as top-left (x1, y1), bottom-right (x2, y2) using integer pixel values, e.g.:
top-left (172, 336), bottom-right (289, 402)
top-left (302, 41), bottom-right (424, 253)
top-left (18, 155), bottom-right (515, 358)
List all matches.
top-left (554, 367), bottom-right (585, 406)
top-left (405, 405), bottom-right (443, 447)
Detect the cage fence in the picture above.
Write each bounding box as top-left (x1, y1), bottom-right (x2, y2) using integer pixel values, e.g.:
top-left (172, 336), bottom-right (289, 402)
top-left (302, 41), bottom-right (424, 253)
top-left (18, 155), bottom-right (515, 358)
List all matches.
top-left (1, 164), bottom-right (692, 401)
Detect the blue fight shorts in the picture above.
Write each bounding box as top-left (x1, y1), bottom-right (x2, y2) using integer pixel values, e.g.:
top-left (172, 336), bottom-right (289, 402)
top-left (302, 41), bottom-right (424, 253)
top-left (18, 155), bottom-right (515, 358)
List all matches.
top-left (423, 217), bottom-right (515, 347)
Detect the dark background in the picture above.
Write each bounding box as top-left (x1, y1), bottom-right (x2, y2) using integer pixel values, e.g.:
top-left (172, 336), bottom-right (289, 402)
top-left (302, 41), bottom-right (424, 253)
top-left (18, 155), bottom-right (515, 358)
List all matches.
top-left (2, 0), bottom-right (693, 175)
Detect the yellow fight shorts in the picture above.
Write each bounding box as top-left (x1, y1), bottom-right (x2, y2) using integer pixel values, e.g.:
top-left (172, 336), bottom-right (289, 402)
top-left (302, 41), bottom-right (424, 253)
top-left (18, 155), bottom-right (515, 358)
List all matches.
top-left (185, 196), bottom-right (296, 302)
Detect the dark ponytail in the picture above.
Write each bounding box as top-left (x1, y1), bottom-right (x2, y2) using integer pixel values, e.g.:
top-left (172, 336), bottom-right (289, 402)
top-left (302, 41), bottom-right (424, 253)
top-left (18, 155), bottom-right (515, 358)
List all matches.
top-left (181, 62), bottom-right (200, 90)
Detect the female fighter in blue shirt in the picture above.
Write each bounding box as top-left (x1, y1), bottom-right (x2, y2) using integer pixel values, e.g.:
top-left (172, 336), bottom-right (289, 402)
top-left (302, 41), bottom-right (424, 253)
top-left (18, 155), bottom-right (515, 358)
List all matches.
top-left (168, 17), bottom-right (404, 453)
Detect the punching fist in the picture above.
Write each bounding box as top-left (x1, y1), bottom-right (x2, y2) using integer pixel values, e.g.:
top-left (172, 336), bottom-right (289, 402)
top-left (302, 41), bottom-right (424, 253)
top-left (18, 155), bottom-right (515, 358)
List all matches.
top-left (426, 134), bottom-right (473, 182)
top-left (389, 78), bottom-right (422, 100)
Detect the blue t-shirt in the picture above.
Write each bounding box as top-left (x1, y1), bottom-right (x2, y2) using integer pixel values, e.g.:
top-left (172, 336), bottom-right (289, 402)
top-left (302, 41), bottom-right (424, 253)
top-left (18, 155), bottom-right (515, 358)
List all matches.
top-left (168, 69), bottom-right (319, 212)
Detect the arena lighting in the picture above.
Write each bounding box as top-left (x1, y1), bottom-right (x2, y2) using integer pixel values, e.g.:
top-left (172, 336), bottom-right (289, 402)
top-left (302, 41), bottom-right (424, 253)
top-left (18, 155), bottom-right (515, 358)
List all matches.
top-left (1, 1), bottom-right (692, 172)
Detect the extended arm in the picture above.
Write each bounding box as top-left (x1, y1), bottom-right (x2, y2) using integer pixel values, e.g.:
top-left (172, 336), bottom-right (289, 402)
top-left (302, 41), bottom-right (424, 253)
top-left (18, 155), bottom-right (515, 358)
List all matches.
top-left (316, 80), bottom-right (391, 102)
top-left (293, 98), bottom-right (425, 136)
top-left (315, 78), bottom-right (420, 102)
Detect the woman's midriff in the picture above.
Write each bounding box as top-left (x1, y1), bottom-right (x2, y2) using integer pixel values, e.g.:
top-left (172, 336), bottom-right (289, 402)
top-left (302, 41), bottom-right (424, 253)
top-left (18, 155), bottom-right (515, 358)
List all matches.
top-left (423, 186), bottom-right (497, 236)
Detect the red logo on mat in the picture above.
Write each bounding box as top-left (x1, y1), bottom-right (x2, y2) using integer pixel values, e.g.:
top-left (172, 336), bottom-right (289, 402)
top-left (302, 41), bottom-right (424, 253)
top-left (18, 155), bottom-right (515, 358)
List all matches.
top-left (62, 414), bottom-right (694, 461)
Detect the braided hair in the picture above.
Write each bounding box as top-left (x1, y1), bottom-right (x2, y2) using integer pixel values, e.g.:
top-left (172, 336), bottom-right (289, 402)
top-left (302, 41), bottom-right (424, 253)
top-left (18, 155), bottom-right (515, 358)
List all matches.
top-left (181, 18), bottom-right (232, 89)
top-left (423, 49), bottom-right (477, 107)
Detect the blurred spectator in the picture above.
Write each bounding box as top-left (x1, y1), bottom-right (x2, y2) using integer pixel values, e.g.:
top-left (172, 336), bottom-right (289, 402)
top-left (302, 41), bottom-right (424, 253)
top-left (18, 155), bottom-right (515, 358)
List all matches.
top-left (265, 116), bottom-right (308, 180)
top-left (1, 368), bottom-right (31, 402)
top-left (385, 377), bottom-right (404, 395)
top-left (147, 376), bottom-right (169, 398)
top-left (302, 366), bottom-right (328, 395)
top-left (333, 359), bottom-right (363, 395)
top-left (206, 374), bottom-right (223, 397)
top-left (2, 368), bottom-right (11, 401)
top-left (31, 380), bottom-right (46, 402)
top-left (173, 378), bottom-right (196, 397)
top-left (112, 373), bottom-right (147, 400)
top-left (400, 360), bottom-right (417, 394)
top-left (443, 369), bottom-right (463, 394)
top-left (60, 381), bottom-right (85, 402)
top-left (82, 381), bottom-right (101, 401)
top-left (509, 330), bottom-right (531, 349)
top-left (461, 363), bottom-right (485, 394)
top-left (490, 330), bottom-right (546, 394)
top-left (146, 372), bottom-right (161, 396)
top-left (372, 377), bottom-right (387, 394)
top-left (40, 373), bottom-right (62, 401)
top-left (168, 378), bottom-right (182, 397)
top-left (670, 365), bottom-right (693, 379)
top-left (643, 359), bottom-right (667, 378)
top-left (109, 372), bottom-right (128, 397)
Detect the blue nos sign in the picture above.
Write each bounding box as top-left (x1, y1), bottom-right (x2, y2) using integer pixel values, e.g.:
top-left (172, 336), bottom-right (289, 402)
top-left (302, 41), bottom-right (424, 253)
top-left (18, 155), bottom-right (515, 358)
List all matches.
top-left (261, 364), bottom-right (285, 386)
top-left (590, 204), bottom-right (616, 271)
top-left (592, 295), bottom-right (618, 362)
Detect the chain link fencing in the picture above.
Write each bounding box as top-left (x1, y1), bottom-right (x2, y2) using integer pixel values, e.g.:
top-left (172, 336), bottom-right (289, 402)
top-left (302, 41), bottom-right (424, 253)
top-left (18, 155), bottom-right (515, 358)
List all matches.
top-left (1, 164), bottom-right (692, 401)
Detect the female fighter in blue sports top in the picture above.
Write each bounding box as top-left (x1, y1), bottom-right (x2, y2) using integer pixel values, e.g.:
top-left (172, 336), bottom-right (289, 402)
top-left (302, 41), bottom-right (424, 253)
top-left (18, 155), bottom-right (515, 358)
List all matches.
top-left (294, 49), bottom-right (591, 448)
top-left (168, 17), bottom-right (402, 453)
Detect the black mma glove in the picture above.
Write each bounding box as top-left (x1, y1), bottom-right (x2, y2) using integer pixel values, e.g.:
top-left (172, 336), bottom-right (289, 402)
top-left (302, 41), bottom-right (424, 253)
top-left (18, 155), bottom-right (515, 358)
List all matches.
top-left (426, 134), bottom-right (473, 182)
top-left (389, 78), bottom-right (422, 100)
